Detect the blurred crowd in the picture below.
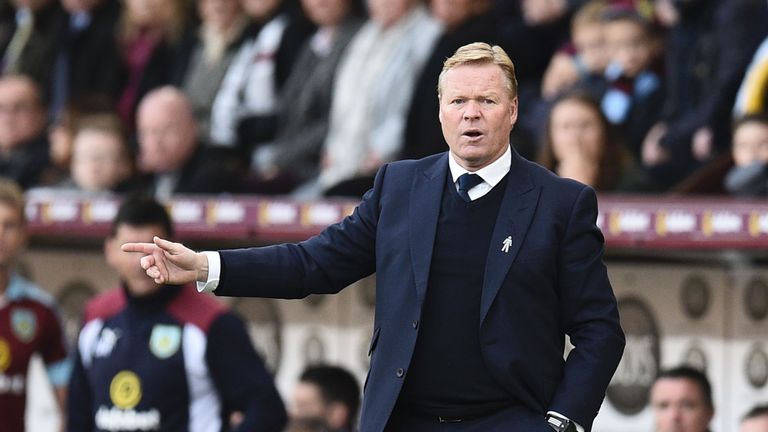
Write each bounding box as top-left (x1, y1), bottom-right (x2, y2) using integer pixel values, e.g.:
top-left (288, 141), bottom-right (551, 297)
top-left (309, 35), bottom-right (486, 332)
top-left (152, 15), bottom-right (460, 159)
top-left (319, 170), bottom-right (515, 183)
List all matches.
top-left (0, 0), bottom-right (766, 200)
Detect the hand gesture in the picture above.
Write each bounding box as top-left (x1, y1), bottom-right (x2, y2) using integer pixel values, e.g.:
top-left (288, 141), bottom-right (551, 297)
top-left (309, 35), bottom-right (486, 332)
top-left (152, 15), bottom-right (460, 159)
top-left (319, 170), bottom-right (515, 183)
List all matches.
top-left (121, 237), bottom-right (208, 285)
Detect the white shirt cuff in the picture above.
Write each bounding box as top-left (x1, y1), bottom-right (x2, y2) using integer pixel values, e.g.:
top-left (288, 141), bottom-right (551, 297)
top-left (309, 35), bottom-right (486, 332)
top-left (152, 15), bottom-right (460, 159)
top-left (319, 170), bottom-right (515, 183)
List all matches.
top-left (196, 251), bottom-right (221, 293)
top-left (547, 411), bottom-right (584, 432)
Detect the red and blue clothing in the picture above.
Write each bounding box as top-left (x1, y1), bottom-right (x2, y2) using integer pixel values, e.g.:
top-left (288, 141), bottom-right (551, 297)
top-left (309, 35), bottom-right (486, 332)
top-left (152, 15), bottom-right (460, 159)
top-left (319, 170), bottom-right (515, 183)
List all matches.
top-left (67, 284), bottom-right (286, 432)
top-left (0, 274), bottom-right (71, 432)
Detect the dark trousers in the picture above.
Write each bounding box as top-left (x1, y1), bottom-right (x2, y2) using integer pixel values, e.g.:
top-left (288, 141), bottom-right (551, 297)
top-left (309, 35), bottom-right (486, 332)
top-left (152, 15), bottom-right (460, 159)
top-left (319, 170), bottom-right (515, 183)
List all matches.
top-left (384, 405), bottom-right (553, 432)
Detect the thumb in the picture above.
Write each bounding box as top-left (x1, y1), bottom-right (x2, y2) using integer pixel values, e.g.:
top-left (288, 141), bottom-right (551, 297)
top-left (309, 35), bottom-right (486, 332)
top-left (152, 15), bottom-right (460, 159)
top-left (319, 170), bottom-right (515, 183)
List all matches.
top-left (153, 236), bottom-right (181, 254)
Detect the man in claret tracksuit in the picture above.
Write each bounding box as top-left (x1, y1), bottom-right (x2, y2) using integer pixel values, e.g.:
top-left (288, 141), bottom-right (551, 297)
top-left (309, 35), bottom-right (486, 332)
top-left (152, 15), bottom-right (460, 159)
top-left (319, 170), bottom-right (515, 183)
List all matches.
top-left (67, 196), bottom-right (286, 432)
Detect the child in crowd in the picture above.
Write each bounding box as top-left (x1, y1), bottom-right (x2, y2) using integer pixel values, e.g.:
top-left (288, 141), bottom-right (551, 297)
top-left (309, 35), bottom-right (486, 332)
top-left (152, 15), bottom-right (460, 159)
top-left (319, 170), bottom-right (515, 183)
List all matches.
top-left (32, 114), bottom-right (136, 194)
top-left (600, 7), bottom-right (663, 161)
top-left (724, 114), bottom-right (768, 196)
top-left (541, 0), bottom-right (610, 100)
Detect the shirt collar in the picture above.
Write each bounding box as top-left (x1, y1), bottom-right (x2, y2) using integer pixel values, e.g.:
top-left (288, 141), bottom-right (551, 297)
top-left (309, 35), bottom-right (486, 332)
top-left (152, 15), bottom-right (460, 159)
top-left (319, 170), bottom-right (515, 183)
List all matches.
top-left (448, 145), bottom-right (511, 187)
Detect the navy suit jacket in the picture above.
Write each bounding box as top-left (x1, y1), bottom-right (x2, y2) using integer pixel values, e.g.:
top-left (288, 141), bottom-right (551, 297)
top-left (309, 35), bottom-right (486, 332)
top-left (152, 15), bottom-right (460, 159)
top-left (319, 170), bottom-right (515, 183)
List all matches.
top-left (216, 149), bottom-right (625, 431)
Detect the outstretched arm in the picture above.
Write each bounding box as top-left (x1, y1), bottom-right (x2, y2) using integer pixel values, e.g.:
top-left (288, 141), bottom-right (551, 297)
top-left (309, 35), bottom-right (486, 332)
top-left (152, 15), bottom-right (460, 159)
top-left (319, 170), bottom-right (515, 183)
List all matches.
top-left (122, 237), bottom-right (210, 285)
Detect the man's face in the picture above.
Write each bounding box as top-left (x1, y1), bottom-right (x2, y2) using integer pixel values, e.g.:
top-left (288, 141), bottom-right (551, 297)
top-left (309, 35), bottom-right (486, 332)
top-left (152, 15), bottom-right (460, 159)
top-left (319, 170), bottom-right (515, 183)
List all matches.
top-left (439, 62), bottom-right (517, 171)
top-left (105, 224), bottom-right (167, 297)
top-left (741, 415), bottom-right (768, 432)
top-left (367, 0), bottom-right (412, 28)
top-left (651, 377), bottom-right (713, 432)
top-left (198, 0), bottom-right (241, 30)
top-left (0, 203), bottom-right (25, 270)
top-left (0, 79), bottom-right (44, 151)
top-left (301, 0), bottom-right (348, 27)
top-left (290, 381), bottom-right (349, 429)
top-left (137, 97), bottom-right (197, 173)
top-left (291, 382), bottom-right (328, 420)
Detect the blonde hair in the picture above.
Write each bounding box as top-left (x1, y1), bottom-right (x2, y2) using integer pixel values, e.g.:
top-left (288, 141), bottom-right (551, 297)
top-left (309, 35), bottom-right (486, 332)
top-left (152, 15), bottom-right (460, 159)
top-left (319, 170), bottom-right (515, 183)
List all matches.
top-left (438, 42), bottom-right (518, 100)
top-left (572, 0), bottom-right (608, 33)
top-left (0, 179), bottom-right (26, 224)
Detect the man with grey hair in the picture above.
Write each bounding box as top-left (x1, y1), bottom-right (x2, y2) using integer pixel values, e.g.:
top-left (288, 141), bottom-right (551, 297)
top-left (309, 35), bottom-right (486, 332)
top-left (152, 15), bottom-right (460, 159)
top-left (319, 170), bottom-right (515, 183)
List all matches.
top-left (0, 74), bottom-right (50, 188)
top-left (136, 86), bottom-right (240, 199)
top-left (125, 42), bottom-right (625, 431)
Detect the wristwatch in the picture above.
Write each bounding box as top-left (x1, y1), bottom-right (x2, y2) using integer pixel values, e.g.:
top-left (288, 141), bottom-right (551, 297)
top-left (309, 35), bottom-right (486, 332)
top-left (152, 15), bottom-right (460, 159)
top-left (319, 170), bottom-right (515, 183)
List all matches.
top-left (546, 413), bottom-right (577, 432)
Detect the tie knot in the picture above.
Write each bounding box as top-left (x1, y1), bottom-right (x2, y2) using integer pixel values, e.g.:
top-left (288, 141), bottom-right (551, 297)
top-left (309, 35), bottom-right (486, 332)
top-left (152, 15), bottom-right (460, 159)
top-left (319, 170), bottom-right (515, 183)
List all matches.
top-left (457, 173), bottom-right (483, 192)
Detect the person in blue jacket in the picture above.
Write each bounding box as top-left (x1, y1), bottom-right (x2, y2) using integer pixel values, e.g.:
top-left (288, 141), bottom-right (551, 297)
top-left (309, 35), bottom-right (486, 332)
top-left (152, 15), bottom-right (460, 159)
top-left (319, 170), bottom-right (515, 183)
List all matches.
top-left (67, 195), bottom-right (287, 432)
top-left (125, 43), bottom-right (624, 432)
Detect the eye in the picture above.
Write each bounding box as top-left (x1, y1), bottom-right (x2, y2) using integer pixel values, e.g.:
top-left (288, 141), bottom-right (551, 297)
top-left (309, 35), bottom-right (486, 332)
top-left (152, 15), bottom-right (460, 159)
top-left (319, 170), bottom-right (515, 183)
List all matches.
top-left (451, 98), bottom-right (465, 105)
top-left (483, 98), bottom-right (496, 105)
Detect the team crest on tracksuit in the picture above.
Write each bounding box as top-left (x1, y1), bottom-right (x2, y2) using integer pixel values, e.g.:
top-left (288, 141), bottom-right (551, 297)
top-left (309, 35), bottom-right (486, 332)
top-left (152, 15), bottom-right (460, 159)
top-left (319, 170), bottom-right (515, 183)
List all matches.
top-left (149, 325), bottom-right (181, 359)
top-left (11, 308), bottom-right (36, 343)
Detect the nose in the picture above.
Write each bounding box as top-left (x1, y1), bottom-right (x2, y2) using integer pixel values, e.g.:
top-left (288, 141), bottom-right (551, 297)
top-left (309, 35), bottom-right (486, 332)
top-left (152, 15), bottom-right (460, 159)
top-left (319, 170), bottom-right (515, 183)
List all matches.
top-left (463, 101), bottom-right (481, 120)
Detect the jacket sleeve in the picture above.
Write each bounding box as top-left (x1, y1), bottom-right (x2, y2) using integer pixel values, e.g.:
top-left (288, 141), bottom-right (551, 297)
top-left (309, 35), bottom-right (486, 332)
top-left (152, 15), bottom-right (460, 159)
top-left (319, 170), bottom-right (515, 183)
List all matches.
top-left (548, 186), bottom-right (626, 431)
top-left (216, 163), bottom-right (387, 299)
top-left (206, 312), bottom-right (287, 432)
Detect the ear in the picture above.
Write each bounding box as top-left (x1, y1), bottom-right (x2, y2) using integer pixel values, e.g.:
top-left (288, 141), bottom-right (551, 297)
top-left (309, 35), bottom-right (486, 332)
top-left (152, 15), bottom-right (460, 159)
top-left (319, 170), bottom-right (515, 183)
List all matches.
top-left (509, 96), bottom-right (519, 125)
top-left (104, 236), bottom-right (116, 267)
top-left (438, 95), bottom-right (444, 125)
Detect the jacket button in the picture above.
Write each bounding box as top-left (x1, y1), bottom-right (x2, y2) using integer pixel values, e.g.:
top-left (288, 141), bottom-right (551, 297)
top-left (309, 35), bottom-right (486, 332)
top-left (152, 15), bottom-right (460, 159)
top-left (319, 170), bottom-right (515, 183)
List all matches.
top-left (396, 368), bottom-right (404, 378)
top-left (412, 320), bottom-right (418, 329)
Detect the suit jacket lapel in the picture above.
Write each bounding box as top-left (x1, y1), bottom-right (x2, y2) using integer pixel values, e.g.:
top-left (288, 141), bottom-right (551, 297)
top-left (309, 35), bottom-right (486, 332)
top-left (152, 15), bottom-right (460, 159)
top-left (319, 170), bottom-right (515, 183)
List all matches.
top-left (410, 154), bottom-right (447, 310)
top-left (480, 150), bottom-right (540, 325)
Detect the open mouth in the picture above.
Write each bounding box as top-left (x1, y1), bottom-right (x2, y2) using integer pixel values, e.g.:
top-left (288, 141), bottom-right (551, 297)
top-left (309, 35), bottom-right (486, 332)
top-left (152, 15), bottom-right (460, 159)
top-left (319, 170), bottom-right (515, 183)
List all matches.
top-left (463, 130), bottom-right (483, 139)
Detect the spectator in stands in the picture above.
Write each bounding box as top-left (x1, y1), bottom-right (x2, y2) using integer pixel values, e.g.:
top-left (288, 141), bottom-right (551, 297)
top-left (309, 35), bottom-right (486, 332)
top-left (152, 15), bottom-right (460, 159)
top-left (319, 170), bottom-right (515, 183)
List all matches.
top-left (641, 0), bottom-right (768, 189)
top-left (402, 0), bottom-right (496, 161)
top-left (541, 0), bottom-right (610, 101)
top-left (290, 365), bottom-right (360, 432)
top-left (209, 0), bottom-right (312, 153)
top-left (124, 42), bottom-right (625, 432)
top-left (538, 91), bottom-right (634, 191)
top-left (136, 86), bottom-right (240, 200)
top-left (173, 0), bottom-right (249, 140)
top-left (57, 113), bottom-right (135, 193)
top-left (734, 36), bottom-right (768, 118)
top-left (0, 75), bottom-right (50, 189)
top-left (42, 98), bottom-right (116, 186)
top-left (0, 0), bottom-right (65, 94)
top-left (0, 179), bottom-right (72, 432)
top-left (724, 114), bottom-right (768, 196)
top-left (246, 0), bottom-right (363, 194)
top-left (67, 195), bottom-right (287, 432)
top-left (650, 366), bottom-right (714, 432)
top-left (310, 0), bottom-right (442, 197)
top-left (741, 404), bottom-right (768, 432)
top-left (600, 7), bottom-right (663, 161)
top-left (49, 0), bottom-right (121, 117)
top-left (116, 0), bottom-right (188, 128)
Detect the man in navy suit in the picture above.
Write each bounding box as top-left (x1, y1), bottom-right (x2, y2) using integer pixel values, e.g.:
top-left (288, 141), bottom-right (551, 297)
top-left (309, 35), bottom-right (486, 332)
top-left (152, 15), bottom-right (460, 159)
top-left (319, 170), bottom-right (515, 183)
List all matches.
top-left (124, 42), bottom-right (625, 432)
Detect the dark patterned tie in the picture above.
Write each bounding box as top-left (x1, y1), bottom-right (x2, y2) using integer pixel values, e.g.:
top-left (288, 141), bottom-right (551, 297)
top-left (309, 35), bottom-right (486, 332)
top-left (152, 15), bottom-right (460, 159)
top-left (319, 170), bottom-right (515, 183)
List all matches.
top-left (457, 173), bottom-right (484, 202)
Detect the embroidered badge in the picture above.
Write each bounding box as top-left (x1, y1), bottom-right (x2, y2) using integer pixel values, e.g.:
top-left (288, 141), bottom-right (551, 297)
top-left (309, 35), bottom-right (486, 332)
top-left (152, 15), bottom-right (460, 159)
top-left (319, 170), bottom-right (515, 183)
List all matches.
top-left (11, 308), bottom-right (36, 342)
top-left (501, 236), bottom-right (512, 253)
top-left (110, 370), bottom-right (142, 409)
top-left (94, 328), bottom-right (120, 358)
top-left (149, 324), bottom-right (181, 359)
